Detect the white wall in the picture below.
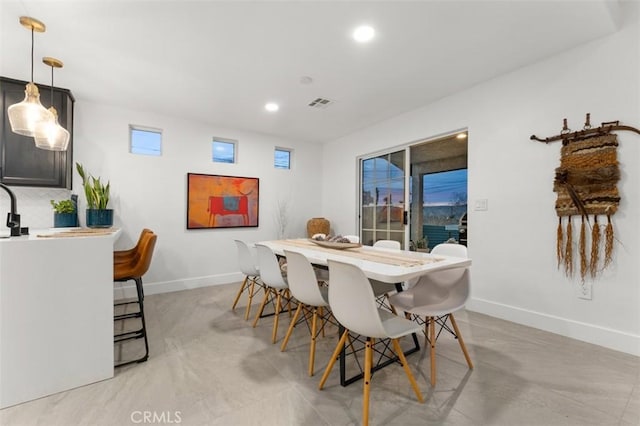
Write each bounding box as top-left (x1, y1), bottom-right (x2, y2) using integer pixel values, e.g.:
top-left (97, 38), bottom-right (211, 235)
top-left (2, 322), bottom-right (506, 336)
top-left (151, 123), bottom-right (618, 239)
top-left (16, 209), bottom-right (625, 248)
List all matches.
top-left (11, 101), bottom-right (322, 294)
top-left (322, 5), bottom-right (640, 355)
top-left (5, 104), bottom-right (323, 294)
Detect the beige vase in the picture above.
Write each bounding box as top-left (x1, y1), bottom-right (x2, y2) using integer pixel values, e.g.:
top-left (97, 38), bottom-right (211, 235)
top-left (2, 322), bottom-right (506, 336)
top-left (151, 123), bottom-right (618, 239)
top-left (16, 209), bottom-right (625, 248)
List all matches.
top-left (306, 217), bottom-right (330, 237)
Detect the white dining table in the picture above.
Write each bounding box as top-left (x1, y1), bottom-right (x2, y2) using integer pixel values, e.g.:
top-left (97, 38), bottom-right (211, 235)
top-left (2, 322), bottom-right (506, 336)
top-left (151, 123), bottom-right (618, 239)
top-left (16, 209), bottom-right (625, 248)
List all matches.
top-left (257, 238), bottom-right (472, 283)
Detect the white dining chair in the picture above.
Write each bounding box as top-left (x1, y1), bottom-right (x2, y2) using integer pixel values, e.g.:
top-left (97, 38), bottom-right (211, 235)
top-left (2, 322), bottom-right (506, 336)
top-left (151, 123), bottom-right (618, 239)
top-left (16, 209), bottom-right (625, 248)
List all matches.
top-left (369, 240), bottom-right (402, 310)
top-left (253, 244), bottom-right (291, 343)
top-left (280, 250), bottom-right (335, 376)
top-left (343, 234), bottom-right (360, 244)
top-left (233, 240), bottom-right (264, 320)
top-left (319, 259), bottom-right (424, 426)
top-left (428, 242), bottom-right (467, 258)
top-left (372, 239), bottom-right (400, 250)
top-left (389, 243), bottom-right (472, 386)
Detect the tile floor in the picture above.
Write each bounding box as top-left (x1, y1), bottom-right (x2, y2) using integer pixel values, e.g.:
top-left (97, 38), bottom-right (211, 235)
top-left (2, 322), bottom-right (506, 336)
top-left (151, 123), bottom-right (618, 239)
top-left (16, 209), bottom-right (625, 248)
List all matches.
top-left (1, 283), bottom-right (638, 426)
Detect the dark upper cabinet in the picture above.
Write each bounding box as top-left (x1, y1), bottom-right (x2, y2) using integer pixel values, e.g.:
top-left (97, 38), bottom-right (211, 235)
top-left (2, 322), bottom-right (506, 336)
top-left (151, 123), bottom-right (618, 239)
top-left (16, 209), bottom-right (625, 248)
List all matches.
top-left (0, 76), bottom-right (74, 188)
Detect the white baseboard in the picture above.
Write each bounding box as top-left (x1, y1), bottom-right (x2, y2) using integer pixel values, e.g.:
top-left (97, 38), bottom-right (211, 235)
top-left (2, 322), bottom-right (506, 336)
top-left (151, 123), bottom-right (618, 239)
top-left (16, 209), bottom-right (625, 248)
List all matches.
top-left (113, 272), bottom-right (242, 300)
top-left (467, 298), bottom-right (640, 356)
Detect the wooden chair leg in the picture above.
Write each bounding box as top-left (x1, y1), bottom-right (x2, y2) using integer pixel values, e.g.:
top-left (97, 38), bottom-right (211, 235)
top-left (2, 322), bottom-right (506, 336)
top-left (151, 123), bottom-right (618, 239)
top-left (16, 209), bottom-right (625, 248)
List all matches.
top-left (319, 306), bottom-right (326, 338)
top-left (391, 339), bottom-right (424, 402)
top-left (318, 330), bottom-right (349, 390)
top-left (281, 303), bottom-right (304, 351)
top-left (387, 294), bottom-right (398, 315)
top-left (363, 338), bottom-right (373, 426)
top-left (286, 290), bottom-right (292, 317)
top-left (244, 278), bottom-right (256, 321)
top-left (252, 287), bottom-right (271, 328)
top-left (272, 291), bottom-right (283, 343)
top-left (449, 313), bottom-right (473, 369)
top-left (429, 316), bottom-right (436, 386)
top-left (308, 308), bottom-right (318, 376)
top-left (232, 276), bottom-right (248, 310)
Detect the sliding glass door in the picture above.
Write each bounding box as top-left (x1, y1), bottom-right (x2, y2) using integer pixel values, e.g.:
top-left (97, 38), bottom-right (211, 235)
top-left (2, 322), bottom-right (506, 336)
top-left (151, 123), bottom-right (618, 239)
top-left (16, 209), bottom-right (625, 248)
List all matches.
top-left (359, 149), bottom-right (409, 247)
top-left (359, 131), bottom-right (468, 250)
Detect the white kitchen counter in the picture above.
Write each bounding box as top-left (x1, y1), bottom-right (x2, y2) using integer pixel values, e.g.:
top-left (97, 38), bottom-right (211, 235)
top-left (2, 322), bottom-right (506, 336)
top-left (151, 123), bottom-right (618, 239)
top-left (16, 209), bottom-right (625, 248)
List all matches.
top-left (0, 229), bottom-right (120, 408)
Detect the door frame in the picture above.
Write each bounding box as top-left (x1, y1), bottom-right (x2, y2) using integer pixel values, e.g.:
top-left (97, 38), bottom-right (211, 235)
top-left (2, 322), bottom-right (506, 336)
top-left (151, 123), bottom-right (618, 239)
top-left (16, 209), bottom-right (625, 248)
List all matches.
top-left (356, 128), bottom-right (468, 249)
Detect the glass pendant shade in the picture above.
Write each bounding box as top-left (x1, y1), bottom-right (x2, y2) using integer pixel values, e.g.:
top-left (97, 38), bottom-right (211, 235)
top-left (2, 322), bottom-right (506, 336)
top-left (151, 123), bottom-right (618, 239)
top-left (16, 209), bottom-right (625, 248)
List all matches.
top-left (34, 106), bottom-right (70, 151)
top-left (8, 82), bottom-right (53, 137)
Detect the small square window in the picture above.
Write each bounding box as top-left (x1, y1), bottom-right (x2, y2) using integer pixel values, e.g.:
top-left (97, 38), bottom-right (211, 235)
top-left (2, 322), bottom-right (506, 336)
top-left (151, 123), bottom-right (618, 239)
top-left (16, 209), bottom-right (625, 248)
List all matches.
top-left (130, 125), bottom-right (162, 156)
top-left (212, 138), bottom-right (237, 164)
top-left (275, 148), bottom-right (291, 170)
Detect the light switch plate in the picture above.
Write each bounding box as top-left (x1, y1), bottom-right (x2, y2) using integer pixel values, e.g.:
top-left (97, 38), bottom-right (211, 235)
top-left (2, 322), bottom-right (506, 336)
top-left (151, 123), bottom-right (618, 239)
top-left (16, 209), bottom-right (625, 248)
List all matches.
top-left (474, 199), bottom-right (488, 211)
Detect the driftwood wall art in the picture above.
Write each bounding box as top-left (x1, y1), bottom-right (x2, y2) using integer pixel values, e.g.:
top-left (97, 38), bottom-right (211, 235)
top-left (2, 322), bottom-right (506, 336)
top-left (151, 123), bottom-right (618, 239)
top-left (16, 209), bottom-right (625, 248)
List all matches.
top-left (531, 114), bottom-right (640, 280)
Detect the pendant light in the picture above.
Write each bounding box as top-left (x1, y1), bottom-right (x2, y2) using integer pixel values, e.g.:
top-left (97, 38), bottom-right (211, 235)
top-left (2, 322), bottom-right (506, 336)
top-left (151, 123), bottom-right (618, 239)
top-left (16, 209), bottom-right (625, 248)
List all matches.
top-left (34, 57), bottom-right (70, 151)
top-left (7, 16), bottom-right (53, 137)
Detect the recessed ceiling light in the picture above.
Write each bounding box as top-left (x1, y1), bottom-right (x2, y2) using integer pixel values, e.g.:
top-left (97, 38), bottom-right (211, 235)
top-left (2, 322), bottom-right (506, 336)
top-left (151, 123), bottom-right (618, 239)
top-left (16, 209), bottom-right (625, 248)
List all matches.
top-left (353, 25), bottom-right (375, 43)
top-left (456, 133), bottom-right (467, 139)
top-left (265, 102), bottom-right (279, 112)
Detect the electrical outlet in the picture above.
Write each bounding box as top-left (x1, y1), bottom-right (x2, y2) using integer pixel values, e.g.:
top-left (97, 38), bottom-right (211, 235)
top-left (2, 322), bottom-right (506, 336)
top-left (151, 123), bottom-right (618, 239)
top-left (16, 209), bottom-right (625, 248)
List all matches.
top-left (577, 281), bottom-right (592, 300)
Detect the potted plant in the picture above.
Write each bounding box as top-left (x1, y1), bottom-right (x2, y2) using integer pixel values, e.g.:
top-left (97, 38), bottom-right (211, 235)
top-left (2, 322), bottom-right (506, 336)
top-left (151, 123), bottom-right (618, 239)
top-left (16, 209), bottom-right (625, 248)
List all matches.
top-left (50, 199), bottom-right (78, 228)
top-left (76, 162), bottom-right (113, 228)
top-left (415, 236), bottom-right (429, 253)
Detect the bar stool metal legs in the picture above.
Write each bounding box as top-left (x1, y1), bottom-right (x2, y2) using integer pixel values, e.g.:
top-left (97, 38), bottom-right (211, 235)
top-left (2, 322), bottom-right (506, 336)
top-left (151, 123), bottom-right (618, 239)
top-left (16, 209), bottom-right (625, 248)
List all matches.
top-left (114, 276), bottom-right (149, 367)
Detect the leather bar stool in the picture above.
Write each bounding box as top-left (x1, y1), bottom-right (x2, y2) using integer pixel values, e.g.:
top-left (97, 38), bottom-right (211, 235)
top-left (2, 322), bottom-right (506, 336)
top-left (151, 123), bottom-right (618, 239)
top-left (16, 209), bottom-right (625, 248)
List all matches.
top-left (113, 231), bottom-right (157, 367)
top-left (114, 228), bottom-right (152, 301)
top-left (114, 228), bottom-right (152, 265)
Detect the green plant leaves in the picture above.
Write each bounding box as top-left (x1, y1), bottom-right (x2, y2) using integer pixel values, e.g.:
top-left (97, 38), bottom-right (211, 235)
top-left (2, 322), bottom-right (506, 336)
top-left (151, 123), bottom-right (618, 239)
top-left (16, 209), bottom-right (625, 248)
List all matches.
top-left (76, 162), bottom-right (110, 210)
top-left (50, 199), bottom-right (75, 214)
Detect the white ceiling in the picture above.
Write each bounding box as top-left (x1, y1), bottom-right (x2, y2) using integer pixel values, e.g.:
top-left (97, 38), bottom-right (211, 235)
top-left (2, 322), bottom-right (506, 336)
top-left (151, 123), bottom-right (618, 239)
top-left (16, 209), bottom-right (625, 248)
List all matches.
top-left (1, 1), bottom-right (621, 144)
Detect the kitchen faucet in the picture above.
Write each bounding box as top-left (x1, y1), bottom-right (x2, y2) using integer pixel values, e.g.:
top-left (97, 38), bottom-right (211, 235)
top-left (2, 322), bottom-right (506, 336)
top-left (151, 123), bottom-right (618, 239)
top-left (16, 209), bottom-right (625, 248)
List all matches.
top-left (0, 183), bottom-right (21, 236)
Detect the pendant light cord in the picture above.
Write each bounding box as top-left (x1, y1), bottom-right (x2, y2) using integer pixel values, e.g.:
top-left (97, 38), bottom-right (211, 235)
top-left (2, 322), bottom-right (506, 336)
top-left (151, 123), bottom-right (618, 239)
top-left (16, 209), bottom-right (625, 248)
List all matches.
top-left (30, 25), bottom-right (34, 82)
top-left (50, 64), bottom-right (54, 105)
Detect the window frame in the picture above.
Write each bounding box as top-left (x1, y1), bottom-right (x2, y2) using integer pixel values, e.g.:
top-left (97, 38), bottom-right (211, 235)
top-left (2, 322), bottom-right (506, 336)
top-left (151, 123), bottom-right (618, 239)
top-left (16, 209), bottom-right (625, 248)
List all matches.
top-left (212, 137), bottom-right (238, 164)
top-left (274, 147), bottom-right (292, 170)
top-left (129, 124), bottom-right (163, 156)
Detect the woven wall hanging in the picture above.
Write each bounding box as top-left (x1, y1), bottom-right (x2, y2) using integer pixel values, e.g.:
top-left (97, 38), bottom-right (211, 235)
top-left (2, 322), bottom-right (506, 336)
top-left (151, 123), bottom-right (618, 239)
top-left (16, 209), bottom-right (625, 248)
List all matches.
top-left (531, 114), bottom-right (640, 280)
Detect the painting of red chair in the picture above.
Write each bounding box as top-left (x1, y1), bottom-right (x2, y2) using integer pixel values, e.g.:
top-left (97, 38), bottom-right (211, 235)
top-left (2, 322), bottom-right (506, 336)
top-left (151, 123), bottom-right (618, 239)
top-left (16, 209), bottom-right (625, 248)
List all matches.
top-left (187, 173), bottom-right (259, 229)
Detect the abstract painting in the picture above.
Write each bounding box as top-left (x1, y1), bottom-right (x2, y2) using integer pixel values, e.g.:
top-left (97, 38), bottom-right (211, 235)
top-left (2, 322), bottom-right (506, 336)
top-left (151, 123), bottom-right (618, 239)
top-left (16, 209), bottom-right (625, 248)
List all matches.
top-left (187, 173), bottom-right (259, 229)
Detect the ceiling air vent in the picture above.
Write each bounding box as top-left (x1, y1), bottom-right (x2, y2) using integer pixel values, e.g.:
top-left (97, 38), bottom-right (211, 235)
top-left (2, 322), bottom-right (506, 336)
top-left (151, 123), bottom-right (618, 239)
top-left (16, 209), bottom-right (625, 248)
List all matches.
top-left (308, 97), bottom-right (334, 109)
